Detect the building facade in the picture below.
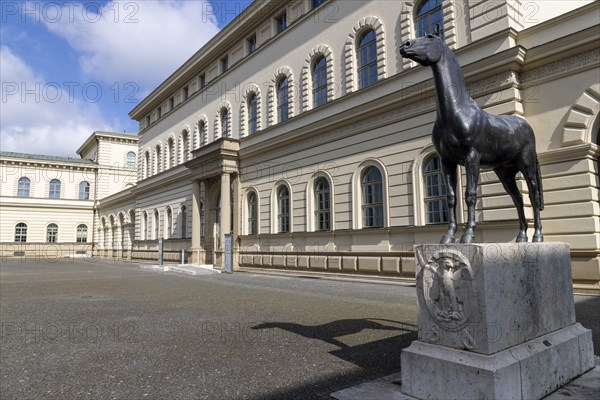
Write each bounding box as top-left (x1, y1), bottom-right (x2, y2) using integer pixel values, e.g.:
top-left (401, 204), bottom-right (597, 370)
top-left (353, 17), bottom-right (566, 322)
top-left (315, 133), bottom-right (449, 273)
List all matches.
top-left (2, 1), bottom-right (598, 292)
top-left (0, 131), bottom-right (138, 259)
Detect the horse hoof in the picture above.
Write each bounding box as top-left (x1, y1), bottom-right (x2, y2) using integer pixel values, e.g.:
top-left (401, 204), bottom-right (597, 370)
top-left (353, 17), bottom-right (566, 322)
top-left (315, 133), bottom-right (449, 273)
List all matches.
top-left (440, 235), bottom-right (456, 244)
top-left (532, 234), bottom-right (544, 243)
top-left (460, 234), bottom-right (475, 243)
top-left (516, 234), bottom-right (528, 243)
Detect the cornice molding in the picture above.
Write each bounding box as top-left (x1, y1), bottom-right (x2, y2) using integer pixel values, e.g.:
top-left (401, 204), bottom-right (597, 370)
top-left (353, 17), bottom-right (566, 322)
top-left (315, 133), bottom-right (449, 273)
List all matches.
top-left (538, 143), bottom-right (599, 165)
top-left (0, 158), bottom-right (98, 170)
top-left (521, 48), bottom-right (600, 87)
top-left (134, 165), bottom-right (191, 195)
top-left (239, 65), bottom-right (522, 160)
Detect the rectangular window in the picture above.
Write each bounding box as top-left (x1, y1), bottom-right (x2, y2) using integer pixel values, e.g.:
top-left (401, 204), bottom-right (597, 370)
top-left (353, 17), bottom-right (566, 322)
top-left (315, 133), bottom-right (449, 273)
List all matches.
top-left (146, 115), bottom-right (151, 127)
top-left (183, 86), bottom-right (189, 100)
top-left (157, 107), bottom-right (162, 119)
top-left (199, 74), bottom-right (205, 89)
top-left (169, 97), bottom-right (174, 111)
top-left (247, 35), bottom-right (256, 54)
top-left (221, 56), bottom-right (228, 73)
top-left (49, 180), bottom-right (61, 199)
top-left (276, 12), bottom-right (287, 33)
top-left (79, 183), bottom-right (90, 200)
top-left (17, 178), bottom-right (30, 197)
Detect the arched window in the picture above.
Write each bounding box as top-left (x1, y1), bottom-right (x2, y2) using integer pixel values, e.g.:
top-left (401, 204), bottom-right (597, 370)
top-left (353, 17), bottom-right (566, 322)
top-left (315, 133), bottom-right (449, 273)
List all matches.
top-left (15, 223), bottom-right (27, 242)
top-left (18, 177), bottom-right (30, 197)
top-left (248, 93), bottom-right (258, 135)
top-left (144, 152), bottom-right (151, 178)
top-left (167, 138), bottom-right (175, 168)
top-left (49, 179), bottom-right (61, 198)
top-left (182, 130), bottom-right (190, 162)
top-left (312, 55), bottom-right (328, 108)
top-left (79, 181), bottom-right (90, 200)
top-left (180, 205), bottom-right (187, 238)
top-left (76, 224), bottom-right (88, 243)
top-left (314, 177), bottom-right (331, 231)
top-left (357, 29), bottom-right (378, 89)
top-left (277, 76), bottom-right (289, 123)
top-left (155, 145), bottom-right (162, 173)
top-left (277, 185), bottom-right (290, 233)
top-left (166, 207), bottom-right (172, 239)
top-left (424, 155), bottom-right (448, 224)
top-left (47, 223), bottom-right (58, 243)
top-left (247, 192), bottom-right (258, 235)
top-left (361, 166), bottom-right (383, 227)
top-left (416, 0), bottom-right (443, 38)
top-left (126, 151), bottom-right (136, 168)
top-left (221, 108), bottom-right (230, 138)
top-left (199, 121), bottom-right (207, 146)
top-left (154, 210), bottom-right (160, 239)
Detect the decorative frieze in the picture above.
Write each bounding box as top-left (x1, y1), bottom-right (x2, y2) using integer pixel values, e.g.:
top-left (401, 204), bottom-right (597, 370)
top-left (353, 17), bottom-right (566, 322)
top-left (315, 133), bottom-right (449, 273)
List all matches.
top-left (521, 49), bottom-right (599, 85)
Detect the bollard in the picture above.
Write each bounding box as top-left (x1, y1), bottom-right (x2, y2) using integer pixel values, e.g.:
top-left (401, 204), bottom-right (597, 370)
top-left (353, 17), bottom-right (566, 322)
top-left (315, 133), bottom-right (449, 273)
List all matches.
top-left (224, 234), bottom-right (233, 273)
top-left (181, 249), bottom-right (185, 265)
top-left (158, 238), bottom-right (164, 266)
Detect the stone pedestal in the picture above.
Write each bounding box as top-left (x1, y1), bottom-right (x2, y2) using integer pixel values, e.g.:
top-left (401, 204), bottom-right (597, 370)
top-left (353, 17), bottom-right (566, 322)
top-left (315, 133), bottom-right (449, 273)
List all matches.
top-left (401, 243), bottom-right (595, 400)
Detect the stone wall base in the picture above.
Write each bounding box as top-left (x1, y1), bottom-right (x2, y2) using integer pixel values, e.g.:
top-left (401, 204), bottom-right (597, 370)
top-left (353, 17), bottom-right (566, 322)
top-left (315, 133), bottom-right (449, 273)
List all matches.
top-left (401, 323), bottom-right (594, 400)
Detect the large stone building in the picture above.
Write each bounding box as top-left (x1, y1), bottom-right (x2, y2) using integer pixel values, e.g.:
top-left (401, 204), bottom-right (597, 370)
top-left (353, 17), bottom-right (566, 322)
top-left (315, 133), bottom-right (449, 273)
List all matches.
top-left (0, 131), bottom-right (138, 258)
top-left (2, 1), bottom-right (599, 292)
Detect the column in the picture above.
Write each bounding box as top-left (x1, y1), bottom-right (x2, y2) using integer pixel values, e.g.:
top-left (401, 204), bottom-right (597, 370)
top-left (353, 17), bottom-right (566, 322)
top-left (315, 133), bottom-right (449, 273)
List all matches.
top-left (191, 180), bottom-right (202, 263)
top-left (232, 173), bottom-right (240, 268)
top-left (220, 173), bottom-right (231, 252)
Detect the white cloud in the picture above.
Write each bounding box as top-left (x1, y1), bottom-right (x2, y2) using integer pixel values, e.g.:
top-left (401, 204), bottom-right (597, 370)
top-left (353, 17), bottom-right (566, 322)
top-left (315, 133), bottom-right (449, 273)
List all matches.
top-left (0, 45), bottom-right (111, 157)
top-left (1, 1), bottom-right (223, 156)
top-left (43, 0), bottom-right (221, 90)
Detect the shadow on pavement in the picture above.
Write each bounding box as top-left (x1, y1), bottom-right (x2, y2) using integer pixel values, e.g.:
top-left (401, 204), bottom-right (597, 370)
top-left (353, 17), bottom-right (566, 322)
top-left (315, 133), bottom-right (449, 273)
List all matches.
top-left (251, 319), bottom-right (418, 399)
top-left (250, 297), bottom-right (600, 399)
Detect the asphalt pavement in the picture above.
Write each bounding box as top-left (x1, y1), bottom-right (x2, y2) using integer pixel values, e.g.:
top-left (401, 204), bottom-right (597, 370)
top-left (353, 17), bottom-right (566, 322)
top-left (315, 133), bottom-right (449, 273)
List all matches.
top-left (0, 259), bottom-right (598, 399)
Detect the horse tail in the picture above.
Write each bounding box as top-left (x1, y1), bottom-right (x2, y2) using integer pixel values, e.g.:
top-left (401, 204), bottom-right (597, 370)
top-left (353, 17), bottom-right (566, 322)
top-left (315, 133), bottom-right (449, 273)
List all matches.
top-left (536, 157), bottom-right (544, 210)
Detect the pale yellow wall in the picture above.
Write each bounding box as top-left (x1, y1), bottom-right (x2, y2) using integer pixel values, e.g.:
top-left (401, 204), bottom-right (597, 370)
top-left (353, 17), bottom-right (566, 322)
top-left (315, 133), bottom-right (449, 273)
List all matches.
top-left (138, 0), bottom-right (408, 173)
top-left (511, 0), bottom-right (594, 28)
top-left (523, 68), bottom-right (599, 151)
top-left (0, 203), bottom-right (93, 243)
top-left (0, 162), bottom-right (97, 200)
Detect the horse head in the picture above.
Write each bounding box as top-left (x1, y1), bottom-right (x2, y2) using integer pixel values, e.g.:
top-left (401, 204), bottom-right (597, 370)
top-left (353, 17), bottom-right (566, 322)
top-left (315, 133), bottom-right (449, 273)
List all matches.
top-left (399, 27), bottom-right (444, 66)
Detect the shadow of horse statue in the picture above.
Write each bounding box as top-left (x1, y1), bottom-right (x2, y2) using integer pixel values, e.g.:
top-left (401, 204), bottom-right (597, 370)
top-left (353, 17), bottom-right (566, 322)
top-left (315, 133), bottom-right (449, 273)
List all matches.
top-left (252, 319), bottom-right (414, 350)
top-left (400, 27), bottom-right (544, 243)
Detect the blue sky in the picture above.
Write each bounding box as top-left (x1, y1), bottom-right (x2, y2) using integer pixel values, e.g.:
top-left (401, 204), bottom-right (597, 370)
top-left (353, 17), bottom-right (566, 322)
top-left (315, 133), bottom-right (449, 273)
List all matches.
top-left (1, 0), bottom-right (252, 156)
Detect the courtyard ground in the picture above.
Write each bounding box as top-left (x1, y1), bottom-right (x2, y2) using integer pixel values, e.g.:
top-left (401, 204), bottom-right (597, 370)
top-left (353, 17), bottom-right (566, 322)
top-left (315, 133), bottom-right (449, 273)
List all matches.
top-left (1, 259), bottom-right (598, 399)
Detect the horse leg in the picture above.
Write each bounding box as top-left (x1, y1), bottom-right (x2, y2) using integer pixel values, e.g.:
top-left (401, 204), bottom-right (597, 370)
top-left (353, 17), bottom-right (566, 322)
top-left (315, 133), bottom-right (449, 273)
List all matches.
top-left (519, 149), bottom-right (544, 242)
top-left (461, 152), bottom-right (480, 243)
top-left (494, 165), bottom-right (528, 242)
top-left (440, 159), bottom-right (458, 244)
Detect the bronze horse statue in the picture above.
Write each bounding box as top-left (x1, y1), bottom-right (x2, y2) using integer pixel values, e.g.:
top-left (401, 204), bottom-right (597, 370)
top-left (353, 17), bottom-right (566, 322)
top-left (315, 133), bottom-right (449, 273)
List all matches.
top-left (400, 29), bottom-right (544, 243)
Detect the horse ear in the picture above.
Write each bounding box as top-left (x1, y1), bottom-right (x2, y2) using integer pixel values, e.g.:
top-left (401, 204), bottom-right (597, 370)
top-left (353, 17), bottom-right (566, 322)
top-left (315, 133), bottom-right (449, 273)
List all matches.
top-left (434, 24), bottom-right (440, 37)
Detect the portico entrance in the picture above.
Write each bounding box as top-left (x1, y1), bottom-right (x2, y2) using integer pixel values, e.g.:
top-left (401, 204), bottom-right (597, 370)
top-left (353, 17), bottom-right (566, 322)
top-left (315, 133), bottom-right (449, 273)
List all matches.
top-left (185, 138), bottom-right (240, 268)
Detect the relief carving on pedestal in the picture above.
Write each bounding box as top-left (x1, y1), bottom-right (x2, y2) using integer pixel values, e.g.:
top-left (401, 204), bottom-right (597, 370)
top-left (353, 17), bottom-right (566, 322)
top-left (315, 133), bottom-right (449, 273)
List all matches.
top-left (417, 249), bottom-right (476, 350)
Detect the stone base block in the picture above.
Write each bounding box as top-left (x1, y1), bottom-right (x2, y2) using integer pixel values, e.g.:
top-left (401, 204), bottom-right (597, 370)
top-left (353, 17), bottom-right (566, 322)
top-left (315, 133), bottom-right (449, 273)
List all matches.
top-left (401, 323), bottom-right (594, 400)
top-left (415, 243), bottom-right (576, 355)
